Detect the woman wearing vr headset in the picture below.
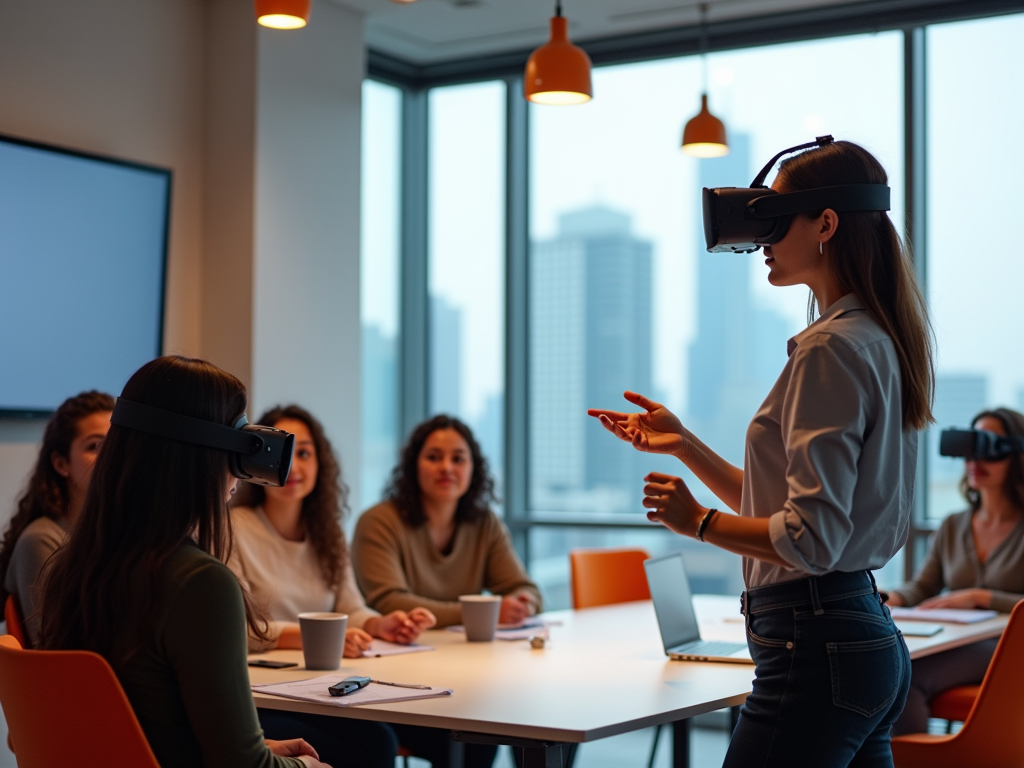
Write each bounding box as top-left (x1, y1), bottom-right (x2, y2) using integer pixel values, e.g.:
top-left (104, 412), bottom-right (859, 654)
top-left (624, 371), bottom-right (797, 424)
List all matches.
top-left (229, 404), bottom-right (436, 768)
top-left (0, 390), bottom-right (113, 647)
top-left (39, 357), bottom-right (330, 768)
top-left (888, 407), bottom-right (1024, 735)
top-left (590, 140), bottom-right (933, 767)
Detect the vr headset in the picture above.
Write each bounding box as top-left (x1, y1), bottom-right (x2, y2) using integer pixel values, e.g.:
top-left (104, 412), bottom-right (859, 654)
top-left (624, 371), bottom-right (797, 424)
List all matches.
top-left (110, 398), bottom-right (294, 486)
top-left (702, 135), bottom-right (891, 253)
top-left (939, 428), bottom-right (1024, 462)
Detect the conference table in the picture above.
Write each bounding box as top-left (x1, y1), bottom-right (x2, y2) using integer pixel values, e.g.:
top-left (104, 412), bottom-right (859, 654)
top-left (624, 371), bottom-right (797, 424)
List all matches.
top-left (248, 596), bottom-right (1008, 768)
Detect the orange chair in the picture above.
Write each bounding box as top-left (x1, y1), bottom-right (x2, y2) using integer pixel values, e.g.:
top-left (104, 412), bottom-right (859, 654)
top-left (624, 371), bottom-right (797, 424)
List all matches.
top-left (4, 594), bottom-right (28, 649)
top-left (929, 684), bottom-right (978, 730)
top-left (569, 547), bottom-right (651, 609)
top-left (0, 635), bottom-right (160, 768)
top-left (892, 600), bottom-right (1024, 768)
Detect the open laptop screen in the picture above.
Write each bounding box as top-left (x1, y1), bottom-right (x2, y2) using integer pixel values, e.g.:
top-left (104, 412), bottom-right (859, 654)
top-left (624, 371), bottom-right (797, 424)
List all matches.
top-left (644, 552), bottom-right (702, 651)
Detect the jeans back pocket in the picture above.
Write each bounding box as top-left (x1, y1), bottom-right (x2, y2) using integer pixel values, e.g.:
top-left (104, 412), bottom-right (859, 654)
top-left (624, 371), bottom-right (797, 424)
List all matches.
top-left (826, 633), bottom-right (903, 718)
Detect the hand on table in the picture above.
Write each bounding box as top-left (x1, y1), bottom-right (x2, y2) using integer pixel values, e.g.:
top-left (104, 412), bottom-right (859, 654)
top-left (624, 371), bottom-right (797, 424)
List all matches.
top-left (342, 627), bottom-right (374, 658)
top-left (918, 589), bottom-right (991, 610)
top-left (643, 472), bottom-right (707, 538)
top-left (365, 608), bottom-right (437, 644)
top-left (588, 392), bottom-right (690, 459)
top-left (499, 594), bottom-right (533, 625)
top-left (266, 738), bottom-right (330, 768)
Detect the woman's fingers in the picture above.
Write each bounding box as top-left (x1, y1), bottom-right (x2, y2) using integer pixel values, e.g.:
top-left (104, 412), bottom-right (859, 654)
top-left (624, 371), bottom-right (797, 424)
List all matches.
top-left (645, 471), bottom-right (677, 483)
top-left (642, 495), bottom-right (668, 509)
top-left (624, 391), bottom-right (662, 412)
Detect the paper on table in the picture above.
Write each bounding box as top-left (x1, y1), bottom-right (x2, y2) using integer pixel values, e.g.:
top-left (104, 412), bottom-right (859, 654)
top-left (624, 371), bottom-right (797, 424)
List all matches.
top-left (888, 607), bottom-right (998, 624)
top-left (253, 675), bottom-right (452, 708)
top-left (447, 615), bottom-right (559, 635)
top-left (362, 640), bottom-right (434, 658)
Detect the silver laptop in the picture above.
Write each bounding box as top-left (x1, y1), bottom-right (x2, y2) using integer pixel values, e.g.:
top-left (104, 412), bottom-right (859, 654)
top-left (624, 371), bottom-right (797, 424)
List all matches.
top-left (644, 552), bottom-right (752, 664)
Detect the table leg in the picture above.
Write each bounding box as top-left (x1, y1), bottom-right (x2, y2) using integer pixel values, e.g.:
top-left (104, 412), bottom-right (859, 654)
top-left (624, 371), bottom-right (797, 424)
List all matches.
top-left (672, 718), bottom-right (690, 768)
top-left (451, 731), bottom-right (574, 768)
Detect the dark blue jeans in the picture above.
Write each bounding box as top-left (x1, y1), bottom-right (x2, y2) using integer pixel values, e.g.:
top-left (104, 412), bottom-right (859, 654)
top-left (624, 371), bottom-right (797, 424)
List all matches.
top-left (723, 571), bottom-right (911, 768)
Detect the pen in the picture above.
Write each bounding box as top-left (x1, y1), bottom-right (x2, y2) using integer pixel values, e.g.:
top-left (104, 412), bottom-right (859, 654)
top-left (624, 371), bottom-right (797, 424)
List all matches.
top-left (372, 679), bottom-right (432, 690)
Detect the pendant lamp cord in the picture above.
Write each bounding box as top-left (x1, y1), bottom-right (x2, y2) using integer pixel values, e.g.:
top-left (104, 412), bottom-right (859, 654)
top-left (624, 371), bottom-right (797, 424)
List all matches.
top-left (698, 3), bottom-right (709, 92)
top-left (555, 0), bottom-right (562, 17)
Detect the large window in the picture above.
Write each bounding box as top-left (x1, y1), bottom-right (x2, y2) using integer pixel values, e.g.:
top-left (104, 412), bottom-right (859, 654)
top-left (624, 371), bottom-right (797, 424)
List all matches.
top-left (925, 12), bottom-right (1024, 523)
top-left (528, 32), bottom-right (904, 604)
top-left (427, 82), bottom-right (507, 494)
top-left (359, 80), bottom-right (402, 512)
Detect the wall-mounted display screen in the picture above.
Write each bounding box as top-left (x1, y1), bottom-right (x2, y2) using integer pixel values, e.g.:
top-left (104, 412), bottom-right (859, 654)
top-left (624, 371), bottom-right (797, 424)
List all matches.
top-left (0, 134), bottom-right (170, 414)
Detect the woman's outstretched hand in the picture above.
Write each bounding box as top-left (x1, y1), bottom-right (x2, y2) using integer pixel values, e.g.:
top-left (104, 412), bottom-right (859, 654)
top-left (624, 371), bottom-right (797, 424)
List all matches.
top-left (587, 392), bottom-right (689, 458)
top-left (643, 472), bottom-right (706, 537)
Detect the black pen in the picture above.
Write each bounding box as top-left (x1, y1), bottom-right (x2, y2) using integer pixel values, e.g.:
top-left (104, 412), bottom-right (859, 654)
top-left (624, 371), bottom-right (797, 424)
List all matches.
top-left (372, 679), bottom-right (432, 690)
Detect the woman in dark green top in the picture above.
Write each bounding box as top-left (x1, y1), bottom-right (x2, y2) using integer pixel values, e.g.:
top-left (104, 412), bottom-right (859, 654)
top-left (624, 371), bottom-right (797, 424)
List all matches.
top-left (39, 356), bottom-right (331, 768)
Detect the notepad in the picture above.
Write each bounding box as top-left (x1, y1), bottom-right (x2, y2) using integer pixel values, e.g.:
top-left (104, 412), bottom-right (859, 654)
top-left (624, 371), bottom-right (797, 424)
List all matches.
top-left (362, 640), bottom-right (434, 658)
top-left (253, 675), bottom-right (453, 707)
top-left (446, 615), bottom-right (559, 640)
top-left (888, 607), bottom-right (998, 624)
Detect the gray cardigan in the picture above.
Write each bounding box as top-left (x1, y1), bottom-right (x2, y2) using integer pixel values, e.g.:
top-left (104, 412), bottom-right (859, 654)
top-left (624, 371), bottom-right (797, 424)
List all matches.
top-left (890, 509), bottom-right (1024, 613)
top-left (3, 515), bottom-right (67, 646)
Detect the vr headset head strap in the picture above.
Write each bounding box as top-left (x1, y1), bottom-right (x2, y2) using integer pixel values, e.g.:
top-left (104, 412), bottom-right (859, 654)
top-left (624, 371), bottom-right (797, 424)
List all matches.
top-left (749, 134), bottom-right (834, 188)
top-left (111, 398), bottom-right (262, 455)
top-left (748, 184), bottom-right (891, 219)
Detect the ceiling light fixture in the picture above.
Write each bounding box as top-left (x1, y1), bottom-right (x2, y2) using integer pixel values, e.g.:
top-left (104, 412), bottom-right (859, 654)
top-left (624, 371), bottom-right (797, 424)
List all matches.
top-left (682, 3), bottom-right (728, 158)
top-left (255, 0), bottom-right (310, 29)
top-left (524, 1), bottom-right (592, 106)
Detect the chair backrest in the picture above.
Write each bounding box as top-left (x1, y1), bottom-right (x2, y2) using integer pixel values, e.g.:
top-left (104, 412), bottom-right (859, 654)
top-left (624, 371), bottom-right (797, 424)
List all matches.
top-left (4, 594), bottom-right (28, 649)
top-left (570, 547), bottom-right (651, 609)
top-left (934, 600), bottom-right (1024, 765)
top-left (0, 635), bottom-right (161, 768)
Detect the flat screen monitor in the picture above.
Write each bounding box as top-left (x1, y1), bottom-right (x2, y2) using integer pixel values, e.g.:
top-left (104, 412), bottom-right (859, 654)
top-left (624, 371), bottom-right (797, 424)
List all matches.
top-left (0, 134), bottom-right (170, 414)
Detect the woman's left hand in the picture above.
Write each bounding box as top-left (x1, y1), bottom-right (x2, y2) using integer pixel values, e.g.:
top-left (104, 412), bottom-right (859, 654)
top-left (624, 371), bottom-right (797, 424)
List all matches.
top-left (267, 739), bottom-right (319, 760)
top-left (342, 627), bottom-right (374, 657)
top-left (643, 472), bottom-right (707, 538)
top-left (918, 589), bottom-right (991, 610)
top-left (366, 609), bottom-right (437, 644)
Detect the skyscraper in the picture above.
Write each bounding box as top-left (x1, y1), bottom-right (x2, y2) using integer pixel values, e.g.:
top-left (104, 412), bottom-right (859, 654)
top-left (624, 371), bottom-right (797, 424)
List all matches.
top-left (531, 206), bottom-right (653, 508)
top-left (687, 134), bottom-right (793, 464)
top-left (429, 295), bottom-right (462, 418)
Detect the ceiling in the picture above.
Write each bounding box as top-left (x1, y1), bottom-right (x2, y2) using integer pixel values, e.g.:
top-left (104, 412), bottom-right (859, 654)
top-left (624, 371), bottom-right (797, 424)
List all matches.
top-left (331, 0), bottom-right (853, 65)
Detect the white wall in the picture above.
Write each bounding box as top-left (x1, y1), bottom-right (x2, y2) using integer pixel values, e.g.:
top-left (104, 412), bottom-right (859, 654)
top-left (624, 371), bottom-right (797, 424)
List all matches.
top-left (0, 0), bottom-right (365, 758)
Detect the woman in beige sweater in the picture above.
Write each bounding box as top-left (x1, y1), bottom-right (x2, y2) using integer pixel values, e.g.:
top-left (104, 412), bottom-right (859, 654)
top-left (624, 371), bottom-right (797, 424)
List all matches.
top-left (889, 408), bottom-right (1024, 734)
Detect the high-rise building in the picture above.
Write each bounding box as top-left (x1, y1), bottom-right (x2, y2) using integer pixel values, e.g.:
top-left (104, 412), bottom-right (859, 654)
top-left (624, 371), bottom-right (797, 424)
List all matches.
top-left (530, 206), bottom-right (653, 508)
top-left (429, 295), bottom-right (462, 418)
top-left (360, 323), bottom-right (398, 508)
top-left (687, 134), bottom-right (793, 465)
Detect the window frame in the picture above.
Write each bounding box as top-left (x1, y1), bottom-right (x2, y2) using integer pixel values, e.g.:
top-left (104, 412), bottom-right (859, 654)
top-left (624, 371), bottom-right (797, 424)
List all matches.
top-left (367, 0), bottom-right (1024, 582)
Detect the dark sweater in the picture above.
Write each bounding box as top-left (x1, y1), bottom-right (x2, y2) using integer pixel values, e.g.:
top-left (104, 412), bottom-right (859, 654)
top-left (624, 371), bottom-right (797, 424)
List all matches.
top-left (110, 542), bottom-right (301, 768)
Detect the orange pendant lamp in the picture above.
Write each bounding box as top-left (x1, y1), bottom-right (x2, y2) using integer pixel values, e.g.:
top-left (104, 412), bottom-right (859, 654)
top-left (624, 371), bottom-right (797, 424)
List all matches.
top-left (524, 1), bottom-right (592, 105)
top-left (255, 0), bottom-right (310, 29)
top-left (681, 4), bottom-right (729, 158)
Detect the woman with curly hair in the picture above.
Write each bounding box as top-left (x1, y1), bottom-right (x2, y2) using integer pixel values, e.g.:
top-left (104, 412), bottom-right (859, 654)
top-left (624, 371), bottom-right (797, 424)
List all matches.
top-left (230, 405), bottom-right (435, 768)
top-left (0, 390), bottom-right (114, 646)
top-left (353, 414), bottom-right (541, 629)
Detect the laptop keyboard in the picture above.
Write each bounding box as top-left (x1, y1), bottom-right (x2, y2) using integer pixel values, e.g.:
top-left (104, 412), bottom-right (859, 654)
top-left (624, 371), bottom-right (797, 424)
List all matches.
top-left (679, 640), bottom-right (747, 656)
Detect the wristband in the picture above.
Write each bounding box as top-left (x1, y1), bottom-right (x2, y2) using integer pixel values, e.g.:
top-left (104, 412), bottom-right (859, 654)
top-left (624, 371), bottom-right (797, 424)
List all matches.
top-left (696, 508), bottom-right (719, 542)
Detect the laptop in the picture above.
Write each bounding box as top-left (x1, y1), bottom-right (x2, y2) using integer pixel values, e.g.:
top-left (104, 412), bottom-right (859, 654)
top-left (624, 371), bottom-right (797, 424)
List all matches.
top-left (644, 552), bottom-right (752, 664)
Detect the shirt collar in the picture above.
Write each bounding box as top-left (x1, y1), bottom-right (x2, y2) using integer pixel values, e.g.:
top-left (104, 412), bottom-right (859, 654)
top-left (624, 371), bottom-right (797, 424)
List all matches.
top-left (787, 292), bottom-right (865, 356)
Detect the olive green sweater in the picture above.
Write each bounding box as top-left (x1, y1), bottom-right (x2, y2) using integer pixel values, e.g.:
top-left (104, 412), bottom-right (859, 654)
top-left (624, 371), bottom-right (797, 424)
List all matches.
top-left (352, 501), bottom-right (541, 627)
top-left (110, 543), bottom-right (301, 768)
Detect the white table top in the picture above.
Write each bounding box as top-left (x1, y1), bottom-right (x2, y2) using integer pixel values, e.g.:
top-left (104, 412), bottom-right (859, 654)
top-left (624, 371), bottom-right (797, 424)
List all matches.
top-left (249, 596), bottom-right (1007, 744)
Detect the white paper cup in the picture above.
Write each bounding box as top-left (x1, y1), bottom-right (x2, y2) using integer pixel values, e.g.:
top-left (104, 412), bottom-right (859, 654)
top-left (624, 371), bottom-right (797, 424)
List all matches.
top-left (459, 595), bottom-right (501, 642)
top-left (298, 612), bottom-right (348, 670)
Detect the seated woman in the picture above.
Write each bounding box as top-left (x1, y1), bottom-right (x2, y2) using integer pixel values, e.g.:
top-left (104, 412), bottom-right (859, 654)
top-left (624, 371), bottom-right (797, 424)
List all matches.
top-left (888, 407), bottom-right (1024, 735)
top-left (41, 356), bottom-right (329, 768)
top-left (0, 390), bottom-right (113, 647)
top-left (229, 404), bottom-right (435, 768)
top-left (354, 414), bottom-right (541, 627)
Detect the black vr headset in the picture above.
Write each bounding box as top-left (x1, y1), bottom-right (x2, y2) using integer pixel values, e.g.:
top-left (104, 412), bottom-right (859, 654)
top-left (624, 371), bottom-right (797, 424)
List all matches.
top-left (110, 398), bottom-right (294, 486)
top-left (702, 135), bottom-right (891, 253)
top-left (939, 428), bottom-right (1024, 462)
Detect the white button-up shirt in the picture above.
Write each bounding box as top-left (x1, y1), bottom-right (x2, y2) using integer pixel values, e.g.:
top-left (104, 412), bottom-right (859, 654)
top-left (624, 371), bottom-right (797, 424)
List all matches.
top-left (741, 293), bottom-right (917, 589)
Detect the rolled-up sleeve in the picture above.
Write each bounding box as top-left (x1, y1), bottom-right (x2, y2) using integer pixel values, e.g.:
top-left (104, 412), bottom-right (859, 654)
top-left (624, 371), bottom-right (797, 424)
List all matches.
top-left (768, 335), bottom-right (871, 574)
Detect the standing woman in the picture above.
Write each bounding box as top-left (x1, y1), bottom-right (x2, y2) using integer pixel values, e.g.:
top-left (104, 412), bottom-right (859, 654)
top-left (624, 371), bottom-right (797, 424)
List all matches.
top-left (0, 390), bottom-right (113, 647)
top-left (590, 141), bottom-right (933, 767)
top-left (40, 357), bottom-right (329, 768)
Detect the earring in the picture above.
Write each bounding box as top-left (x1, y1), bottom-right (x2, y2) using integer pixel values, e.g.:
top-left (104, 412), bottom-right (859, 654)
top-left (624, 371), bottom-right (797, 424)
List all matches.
top-left (819, 242), bottom-right (823, 255)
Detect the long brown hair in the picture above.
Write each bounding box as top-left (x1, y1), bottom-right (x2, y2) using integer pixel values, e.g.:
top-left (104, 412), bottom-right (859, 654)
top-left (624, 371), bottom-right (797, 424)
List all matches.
top-left (233, 405), bottom-right (349, 590)
top-left (0, 390), bottom-right (114, 604)
top-left (385, 414), bottom-right (497, 527)
top-left (960, 408), bottom-right (1024, 512)
top-left (778, 140), bottom-right (934, 431)
top-left (39, 356), bottom-right (269, 658)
